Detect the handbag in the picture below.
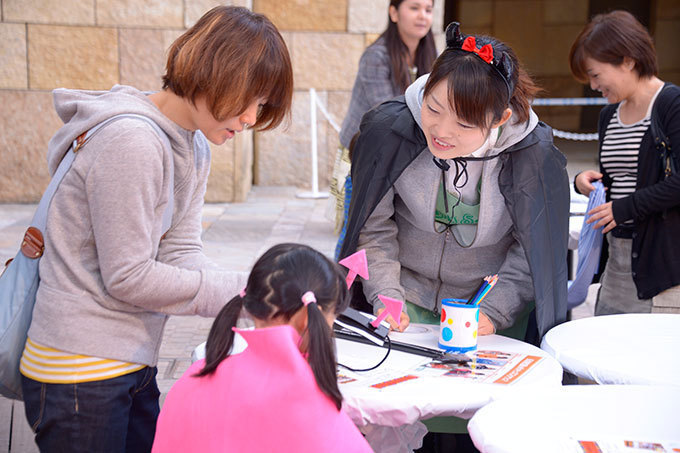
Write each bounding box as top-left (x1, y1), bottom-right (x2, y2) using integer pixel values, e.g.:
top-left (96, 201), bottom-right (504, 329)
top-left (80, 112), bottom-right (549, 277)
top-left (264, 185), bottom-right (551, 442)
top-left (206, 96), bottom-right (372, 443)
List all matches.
top-left (651, 84), bottom-right (678, 180)
top-left (0, 114), bottom-right (174, 400)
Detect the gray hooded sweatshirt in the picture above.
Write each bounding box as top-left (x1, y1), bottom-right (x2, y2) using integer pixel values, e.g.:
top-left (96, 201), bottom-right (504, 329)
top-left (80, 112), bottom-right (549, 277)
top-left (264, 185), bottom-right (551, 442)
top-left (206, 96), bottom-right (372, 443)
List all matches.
top-left (28, 85), bottom-right (247, 367)
top-left (358, 75), bottom-right (536, 330)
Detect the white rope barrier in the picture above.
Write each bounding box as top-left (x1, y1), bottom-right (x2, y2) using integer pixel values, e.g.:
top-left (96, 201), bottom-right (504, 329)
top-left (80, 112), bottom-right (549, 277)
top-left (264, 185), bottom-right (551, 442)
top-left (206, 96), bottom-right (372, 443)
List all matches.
top-left (299, 94), bottom-right (605, 200)
top-left (532, 97), bottom-right (606, 141)
top-left (532, 97), bottom-right (608, 106)
top-left (552, 130), bottom-right (599, 141)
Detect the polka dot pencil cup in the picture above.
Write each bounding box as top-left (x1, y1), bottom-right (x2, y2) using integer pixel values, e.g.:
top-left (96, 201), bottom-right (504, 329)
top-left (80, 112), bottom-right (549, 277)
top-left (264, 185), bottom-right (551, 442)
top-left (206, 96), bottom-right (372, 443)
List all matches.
top-left (438, 299), bottom-right (479, 353)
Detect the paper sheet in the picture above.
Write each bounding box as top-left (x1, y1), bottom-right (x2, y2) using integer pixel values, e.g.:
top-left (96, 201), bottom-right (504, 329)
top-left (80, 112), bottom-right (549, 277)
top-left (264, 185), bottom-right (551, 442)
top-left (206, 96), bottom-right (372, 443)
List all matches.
top-left (571, 439), bottom-right (680, 453)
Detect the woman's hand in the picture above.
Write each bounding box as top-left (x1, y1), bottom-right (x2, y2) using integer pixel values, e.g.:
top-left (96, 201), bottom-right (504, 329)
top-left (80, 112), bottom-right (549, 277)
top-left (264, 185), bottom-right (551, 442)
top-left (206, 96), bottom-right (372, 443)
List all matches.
top-left (377, 308), bottom-right (410, 332)
top-left (478, 312), bottom-right (496, 336)
top-left (575, 170), bottom-right (603, 196)
top-left (587, 201), bottom-right (617, 233)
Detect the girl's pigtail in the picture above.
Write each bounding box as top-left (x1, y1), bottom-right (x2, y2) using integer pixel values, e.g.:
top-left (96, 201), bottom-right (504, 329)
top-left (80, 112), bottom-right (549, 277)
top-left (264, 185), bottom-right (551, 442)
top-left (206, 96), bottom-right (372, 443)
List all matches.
top-left (195, 295), bottom-right (244, 377)
top-left (305, 301), bottom-right (343, 410)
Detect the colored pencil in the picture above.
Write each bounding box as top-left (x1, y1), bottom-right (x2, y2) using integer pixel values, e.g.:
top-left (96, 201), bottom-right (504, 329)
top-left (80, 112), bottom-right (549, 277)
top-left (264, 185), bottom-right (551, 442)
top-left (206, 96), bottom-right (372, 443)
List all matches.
top-left (473, 275), bottom-right (499, 306)
top-left (466, 276), bottom-right (490, 305)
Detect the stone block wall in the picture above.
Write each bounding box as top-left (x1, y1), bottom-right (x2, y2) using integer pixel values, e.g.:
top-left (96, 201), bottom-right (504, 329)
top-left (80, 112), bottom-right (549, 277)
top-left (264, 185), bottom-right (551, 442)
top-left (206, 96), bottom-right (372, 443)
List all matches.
top-left (256, 0), bottom-right (679, 188)
top-left (0, 0), bottom-right (252, 203)
top-left (252, 0), bottom-right (445, 188)
top-left (1, 1), bottom-right (678, 200)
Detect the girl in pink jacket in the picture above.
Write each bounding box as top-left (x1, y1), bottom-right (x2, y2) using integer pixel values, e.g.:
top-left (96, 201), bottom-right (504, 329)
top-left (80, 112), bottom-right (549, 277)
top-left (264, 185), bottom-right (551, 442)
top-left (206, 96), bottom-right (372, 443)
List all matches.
top-left (152, 243), bottom-right (372, 452)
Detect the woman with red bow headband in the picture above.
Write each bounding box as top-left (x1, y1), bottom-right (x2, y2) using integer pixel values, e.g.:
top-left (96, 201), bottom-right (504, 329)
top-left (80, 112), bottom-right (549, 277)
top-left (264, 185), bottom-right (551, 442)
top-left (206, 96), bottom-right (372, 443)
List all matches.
top-left (339, 24), bottom-right (570, 449)
top-left (340, 21), bottom-right (569, 345)
top-left (339, 24), bottom-right (570, 448)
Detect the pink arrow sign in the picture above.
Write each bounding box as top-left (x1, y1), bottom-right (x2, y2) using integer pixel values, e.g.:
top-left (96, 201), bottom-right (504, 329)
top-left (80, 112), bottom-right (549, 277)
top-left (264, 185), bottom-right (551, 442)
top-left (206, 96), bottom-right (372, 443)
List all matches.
top-left (371, 295), bottom-right (404, 328)
top-left (338, 249), bottom-right (369, 289)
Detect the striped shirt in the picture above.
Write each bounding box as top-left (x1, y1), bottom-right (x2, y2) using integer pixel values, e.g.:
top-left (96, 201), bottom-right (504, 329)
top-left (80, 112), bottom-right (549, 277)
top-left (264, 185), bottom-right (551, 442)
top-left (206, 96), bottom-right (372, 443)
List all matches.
top-left (601, 85), bottom-right (664, 203)
top-left (601, 111), bottom-right (650, 201)
top-left (20, 337), bottom-right (145, 384)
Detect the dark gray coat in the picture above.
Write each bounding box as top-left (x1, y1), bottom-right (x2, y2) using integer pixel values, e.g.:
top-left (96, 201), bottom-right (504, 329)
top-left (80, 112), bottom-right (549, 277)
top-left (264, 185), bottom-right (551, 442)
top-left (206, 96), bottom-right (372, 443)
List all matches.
top-left (340, 96), bottom-right (570, 339)
top-left (339, 36), bottom-right (400, 148)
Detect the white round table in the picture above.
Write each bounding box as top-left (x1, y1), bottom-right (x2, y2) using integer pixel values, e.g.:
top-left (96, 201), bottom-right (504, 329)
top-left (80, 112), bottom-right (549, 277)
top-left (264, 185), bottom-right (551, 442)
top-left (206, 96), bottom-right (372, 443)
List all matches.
top-left (541, 314), bottom-right (680, 385)
top-left (192, 324), bottom-right (563, 452)
top-left (468, 385), bottom-right (680, 453)
top-left (338, 323), bottom-right (563, 427)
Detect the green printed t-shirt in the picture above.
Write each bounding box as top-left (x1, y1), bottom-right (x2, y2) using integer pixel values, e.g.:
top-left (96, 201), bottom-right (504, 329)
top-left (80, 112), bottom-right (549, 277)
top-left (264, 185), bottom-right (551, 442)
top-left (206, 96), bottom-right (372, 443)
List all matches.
top-left (434, 179), bottom-right (480, 227)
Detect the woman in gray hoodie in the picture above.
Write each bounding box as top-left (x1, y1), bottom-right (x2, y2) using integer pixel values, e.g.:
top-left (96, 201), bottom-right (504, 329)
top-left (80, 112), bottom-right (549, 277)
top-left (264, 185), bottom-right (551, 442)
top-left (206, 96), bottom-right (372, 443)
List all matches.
top-left (19, 7), bottom-right (293, 452)
top-left (340, 22), bottom-right (569, 342)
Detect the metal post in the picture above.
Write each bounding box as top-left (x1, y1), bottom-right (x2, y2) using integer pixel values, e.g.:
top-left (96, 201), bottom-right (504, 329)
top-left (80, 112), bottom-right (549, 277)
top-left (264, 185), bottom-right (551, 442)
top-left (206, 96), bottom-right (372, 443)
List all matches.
top-left (297, 88), bottom-right (329, 199)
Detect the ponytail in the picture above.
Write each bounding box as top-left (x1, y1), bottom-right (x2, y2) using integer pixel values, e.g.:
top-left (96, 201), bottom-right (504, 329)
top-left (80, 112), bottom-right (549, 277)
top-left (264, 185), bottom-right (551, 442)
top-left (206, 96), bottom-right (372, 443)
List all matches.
top-left (200, 244), bottom-right (349, 408)
top-left (508, 64), bottom-right (540, 125)
top-left (305, 302), bottom-right (343, 410)
top-left (195, 295), bottom-right (244, 377)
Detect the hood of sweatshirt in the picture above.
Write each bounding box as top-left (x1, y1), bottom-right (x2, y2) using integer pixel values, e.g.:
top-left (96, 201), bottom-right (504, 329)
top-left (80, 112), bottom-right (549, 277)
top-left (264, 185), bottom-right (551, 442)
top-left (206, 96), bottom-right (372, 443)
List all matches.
top-left (47, 85), bottom-right (194, 175)
top-left (404, 74), bottom-right (539, 159)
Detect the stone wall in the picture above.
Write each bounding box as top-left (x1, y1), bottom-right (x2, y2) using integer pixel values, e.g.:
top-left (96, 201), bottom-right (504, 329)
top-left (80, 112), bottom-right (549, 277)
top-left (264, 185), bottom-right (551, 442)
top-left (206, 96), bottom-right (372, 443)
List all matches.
top-left (252, 0), bottom-right (445, 188)
top-left (1, 1), bottom-right (678, 201)
top-left (0, 0), bottom-right (253, 203)
top-left (255, 0), bottom-right (679, 188)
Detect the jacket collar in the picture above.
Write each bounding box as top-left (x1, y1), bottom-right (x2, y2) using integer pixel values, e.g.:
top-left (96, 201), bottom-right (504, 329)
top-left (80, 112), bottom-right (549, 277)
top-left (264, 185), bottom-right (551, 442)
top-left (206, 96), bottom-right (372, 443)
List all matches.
top-left (390, 97), bottom-right (428, 146)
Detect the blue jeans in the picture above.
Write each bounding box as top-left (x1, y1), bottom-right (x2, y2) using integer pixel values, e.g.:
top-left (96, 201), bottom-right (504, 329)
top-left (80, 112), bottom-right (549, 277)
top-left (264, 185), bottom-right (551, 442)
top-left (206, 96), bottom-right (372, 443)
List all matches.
top-left (22, 367), bottom-right (160, 453)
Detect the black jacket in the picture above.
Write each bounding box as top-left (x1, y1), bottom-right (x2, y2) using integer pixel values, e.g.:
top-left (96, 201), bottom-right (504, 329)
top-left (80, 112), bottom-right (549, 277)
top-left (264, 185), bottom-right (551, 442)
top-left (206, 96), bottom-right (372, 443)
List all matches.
top-left (600, 83), bottom-right (680, 299)
top-left (340, 97), bottom-right (570, 339)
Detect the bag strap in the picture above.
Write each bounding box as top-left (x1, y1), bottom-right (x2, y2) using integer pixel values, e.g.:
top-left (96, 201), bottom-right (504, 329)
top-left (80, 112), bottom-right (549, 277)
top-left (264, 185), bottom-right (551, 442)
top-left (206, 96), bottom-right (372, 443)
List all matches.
top-left (30, 114), bottom-right (175, 234)
top-left (650, 83), bottom-right (680, 180)
top-left (650, 84), bottom-right (671, 153)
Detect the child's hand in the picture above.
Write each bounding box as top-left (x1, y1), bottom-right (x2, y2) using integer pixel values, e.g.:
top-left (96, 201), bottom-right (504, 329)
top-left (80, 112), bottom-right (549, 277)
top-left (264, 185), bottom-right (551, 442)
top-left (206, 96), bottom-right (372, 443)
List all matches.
top-left (478, 312), bottom-right (496, 336)
top-left (377, 308), bottom-right (410, 332)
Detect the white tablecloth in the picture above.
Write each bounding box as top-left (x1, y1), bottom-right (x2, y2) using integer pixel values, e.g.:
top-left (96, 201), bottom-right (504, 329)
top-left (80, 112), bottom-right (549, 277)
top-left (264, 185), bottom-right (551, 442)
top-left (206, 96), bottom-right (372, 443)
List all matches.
top-left (192, 324), bottom-right (564, 453)
top-left (569, 195), bottom-right (588, 250)
top-left (541, 314), bottom-right (680, 385)
top-left (338, 323), bottom-right (563, 427)
top-left (468, 385), bottom-right (680, 453)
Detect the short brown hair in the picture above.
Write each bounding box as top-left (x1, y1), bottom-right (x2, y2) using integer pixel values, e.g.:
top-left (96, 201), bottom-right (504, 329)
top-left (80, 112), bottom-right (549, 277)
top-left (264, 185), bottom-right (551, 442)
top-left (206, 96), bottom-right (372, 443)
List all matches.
top-left (569, 10), bottom-right (658, 83)
top-left (424, 34), bottom-right (539, 129)
top-left (163, 6), bottom-right (293, 131)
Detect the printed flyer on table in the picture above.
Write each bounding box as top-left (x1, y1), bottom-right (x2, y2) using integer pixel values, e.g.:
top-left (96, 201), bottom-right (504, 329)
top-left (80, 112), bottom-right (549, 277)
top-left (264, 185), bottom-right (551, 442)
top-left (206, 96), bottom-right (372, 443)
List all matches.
top-left (337, 350), bottom-right (544, 389)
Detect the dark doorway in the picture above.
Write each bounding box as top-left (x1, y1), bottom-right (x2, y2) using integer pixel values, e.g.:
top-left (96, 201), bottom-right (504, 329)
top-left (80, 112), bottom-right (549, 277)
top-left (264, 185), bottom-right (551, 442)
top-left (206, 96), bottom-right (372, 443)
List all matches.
top-left (443, 0), bottom-right (459, 32)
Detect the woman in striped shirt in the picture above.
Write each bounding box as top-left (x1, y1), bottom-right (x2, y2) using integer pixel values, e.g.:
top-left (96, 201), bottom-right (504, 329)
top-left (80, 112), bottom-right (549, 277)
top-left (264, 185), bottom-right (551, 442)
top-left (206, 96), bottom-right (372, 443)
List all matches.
top-left (569, 10), bottom-right (680, 314)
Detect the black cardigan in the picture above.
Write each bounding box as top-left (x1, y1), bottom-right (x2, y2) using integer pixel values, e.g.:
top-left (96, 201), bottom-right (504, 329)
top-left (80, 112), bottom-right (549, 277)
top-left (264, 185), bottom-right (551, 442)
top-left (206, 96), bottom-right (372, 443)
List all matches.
top-left (598, 83), bottom-right (680, 299)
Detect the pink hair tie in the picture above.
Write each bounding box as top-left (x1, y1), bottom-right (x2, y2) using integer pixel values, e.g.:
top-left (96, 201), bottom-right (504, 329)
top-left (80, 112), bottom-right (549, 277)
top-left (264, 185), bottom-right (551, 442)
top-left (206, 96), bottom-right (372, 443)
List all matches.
top-left (301, 291), bottom-right (317, 306)
top-left (239, 287), bottom-right (246, 298)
